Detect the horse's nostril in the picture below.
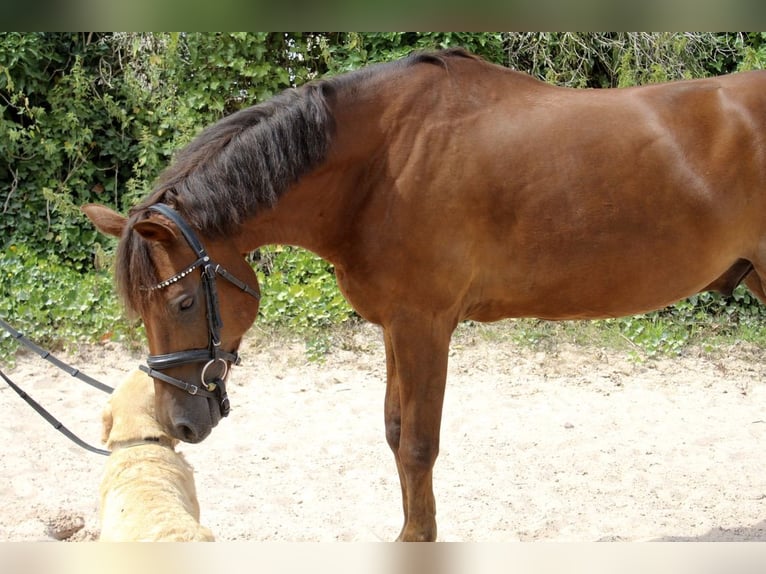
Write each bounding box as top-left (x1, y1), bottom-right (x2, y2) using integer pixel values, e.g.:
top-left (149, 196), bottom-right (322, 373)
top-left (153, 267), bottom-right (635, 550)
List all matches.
top-left (175, 420), bottom-right (211, 443)
top-left (177, 423), bottom-right (198, 443)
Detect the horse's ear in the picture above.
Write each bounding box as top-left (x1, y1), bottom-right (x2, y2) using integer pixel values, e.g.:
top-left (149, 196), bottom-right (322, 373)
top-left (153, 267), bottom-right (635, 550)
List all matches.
top-left (81, 203), bottom-right (126, 238)
top-left (132, 213), bottom-right (178, 244)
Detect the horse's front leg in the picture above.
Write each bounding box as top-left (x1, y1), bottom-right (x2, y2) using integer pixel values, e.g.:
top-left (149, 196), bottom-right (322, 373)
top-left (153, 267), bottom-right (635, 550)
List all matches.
top-left (384, 330), bottom-right (409, 527)
top-left (383, 313), bottom-right (452, 542)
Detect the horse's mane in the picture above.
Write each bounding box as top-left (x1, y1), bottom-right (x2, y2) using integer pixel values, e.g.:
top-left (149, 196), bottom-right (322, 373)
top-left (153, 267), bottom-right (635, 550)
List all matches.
top-left (116, 48), bottom-right (477, 314)
top-left (129, 82), bottom-right (335, 236)
top-left (130, 48), bottom-right (476, 231)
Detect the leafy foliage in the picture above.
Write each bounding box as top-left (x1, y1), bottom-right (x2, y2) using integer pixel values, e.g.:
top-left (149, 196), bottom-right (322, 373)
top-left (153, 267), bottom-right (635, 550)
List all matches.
top-left (612, 287), bottom-right (766, 358)
top-left (737, 32), bottom-right (766, 70)
top-left (255, 246), bottom-right (355, 332)
top-left (0, 243), bottom-right (138, 362)
top-left (503, 32), bottom-right (742, 88)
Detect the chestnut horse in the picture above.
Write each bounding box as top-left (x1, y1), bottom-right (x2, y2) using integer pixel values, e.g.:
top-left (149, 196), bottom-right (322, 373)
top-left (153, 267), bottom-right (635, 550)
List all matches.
top-left (83, 48), bottom-right (766, 541)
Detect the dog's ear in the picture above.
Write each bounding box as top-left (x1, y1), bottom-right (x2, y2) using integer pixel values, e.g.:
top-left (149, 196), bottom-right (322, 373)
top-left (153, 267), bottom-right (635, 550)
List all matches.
top-left (101, 401), bottom-right (114, 445)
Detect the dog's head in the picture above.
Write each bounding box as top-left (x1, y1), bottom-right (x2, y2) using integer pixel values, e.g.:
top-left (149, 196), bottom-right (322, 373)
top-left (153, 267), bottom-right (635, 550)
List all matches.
top-left (102, 370), bottom-right (178, 450)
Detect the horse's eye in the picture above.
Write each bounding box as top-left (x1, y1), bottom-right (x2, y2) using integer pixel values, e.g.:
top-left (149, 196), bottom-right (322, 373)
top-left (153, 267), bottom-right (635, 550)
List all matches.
top-left (179, 296), bottom-right (194, 311)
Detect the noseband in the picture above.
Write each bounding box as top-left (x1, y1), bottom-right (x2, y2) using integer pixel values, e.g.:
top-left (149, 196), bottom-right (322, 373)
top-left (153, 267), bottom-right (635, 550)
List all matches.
top-left (138, 203), bottom-right (260, 418)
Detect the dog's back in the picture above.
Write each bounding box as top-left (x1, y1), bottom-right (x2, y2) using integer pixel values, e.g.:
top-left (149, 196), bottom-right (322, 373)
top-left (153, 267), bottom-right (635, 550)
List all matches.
top-left (99, 371), bottom-right (214, 541)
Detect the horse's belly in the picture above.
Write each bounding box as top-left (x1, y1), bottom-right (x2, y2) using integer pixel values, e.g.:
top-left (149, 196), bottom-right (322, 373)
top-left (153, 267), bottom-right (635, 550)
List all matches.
top-left (464, 246), bottom-right (736, 322)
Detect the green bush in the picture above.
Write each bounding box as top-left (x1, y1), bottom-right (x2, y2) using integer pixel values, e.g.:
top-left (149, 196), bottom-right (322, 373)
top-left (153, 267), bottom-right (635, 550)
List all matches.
top-left (0, 33), bottom-right (304, 268)
top-left (255, 246), bottom-right (356, 332)
top-left (0, 243), bottom-right (135, 362)
top-left (611, 287), bottom-right (766, 357)
top-left (503, 32), bottom-right (741, 88)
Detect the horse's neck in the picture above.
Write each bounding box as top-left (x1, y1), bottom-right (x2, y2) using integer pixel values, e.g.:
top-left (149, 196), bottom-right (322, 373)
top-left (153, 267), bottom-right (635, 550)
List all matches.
top-left (235, 170), bottom-right (355, 263)
top-left (236, 87), bottom-right (392, 264)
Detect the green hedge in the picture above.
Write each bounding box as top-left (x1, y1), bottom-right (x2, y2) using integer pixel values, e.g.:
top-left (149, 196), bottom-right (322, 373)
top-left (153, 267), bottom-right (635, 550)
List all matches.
top-left (0, 243), bottom-right (131, 360)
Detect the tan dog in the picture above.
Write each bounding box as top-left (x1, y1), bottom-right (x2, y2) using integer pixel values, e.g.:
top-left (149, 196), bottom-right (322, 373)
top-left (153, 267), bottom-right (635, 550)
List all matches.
top-left (99, 370), bottom-right (214, 541)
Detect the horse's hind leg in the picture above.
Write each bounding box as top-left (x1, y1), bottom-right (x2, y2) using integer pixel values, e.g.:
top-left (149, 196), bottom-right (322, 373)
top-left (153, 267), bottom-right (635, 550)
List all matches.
top-left (744, 269), bottom-right (766, 303)
top-left (382, 312), bottom-right (453, 542)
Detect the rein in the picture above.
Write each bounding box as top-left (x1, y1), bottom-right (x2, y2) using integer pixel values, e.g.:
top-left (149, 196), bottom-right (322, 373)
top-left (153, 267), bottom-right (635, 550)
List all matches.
top-left (0, 317), bottom-right (111, 456)
top-left (0, 318), bottom-right (114, 394)
top-left (139, 203), bottom-right (260, 418)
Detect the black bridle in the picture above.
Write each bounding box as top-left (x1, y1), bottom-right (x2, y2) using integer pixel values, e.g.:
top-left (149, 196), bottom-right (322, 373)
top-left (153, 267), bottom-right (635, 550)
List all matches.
top-left (138, 203), bottom-right (260, 418)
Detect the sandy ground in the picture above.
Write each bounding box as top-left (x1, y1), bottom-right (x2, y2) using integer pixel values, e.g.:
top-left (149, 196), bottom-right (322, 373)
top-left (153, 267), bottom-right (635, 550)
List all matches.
top-left (1, 321), bottom-right (766, 542)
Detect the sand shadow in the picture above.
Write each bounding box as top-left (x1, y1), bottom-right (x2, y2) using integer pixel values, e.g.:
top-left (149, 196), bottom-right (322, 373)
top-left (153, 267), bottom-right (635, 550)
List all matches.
top-left (652, 520), bottom-right (766, 542)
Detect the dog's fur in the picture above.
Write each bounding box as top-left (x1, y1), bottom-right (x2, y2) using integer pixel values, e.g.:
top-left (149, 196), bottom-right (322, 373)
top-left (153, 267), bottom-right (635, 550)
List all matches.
top-left (99, 370), bottom-right (214, 541)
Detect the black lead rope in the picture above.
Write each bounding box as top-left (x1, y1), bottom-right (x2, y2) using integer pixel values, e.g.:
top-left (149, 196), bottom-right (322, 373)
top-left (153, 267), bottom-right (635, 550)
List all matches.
top-left (0, 368), bottom-right (110, 456)
top-left (0, 317), bottom-right (112, 456)
top-left (0, 318), bottom-right (114, 394)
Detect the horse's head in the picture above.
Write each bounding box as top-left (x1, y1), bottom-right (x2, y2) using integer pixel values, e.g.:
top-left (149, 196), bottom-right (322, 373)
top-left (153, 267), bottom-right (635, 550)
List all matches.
top-left (83, 203), bottom-right (260, 443)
